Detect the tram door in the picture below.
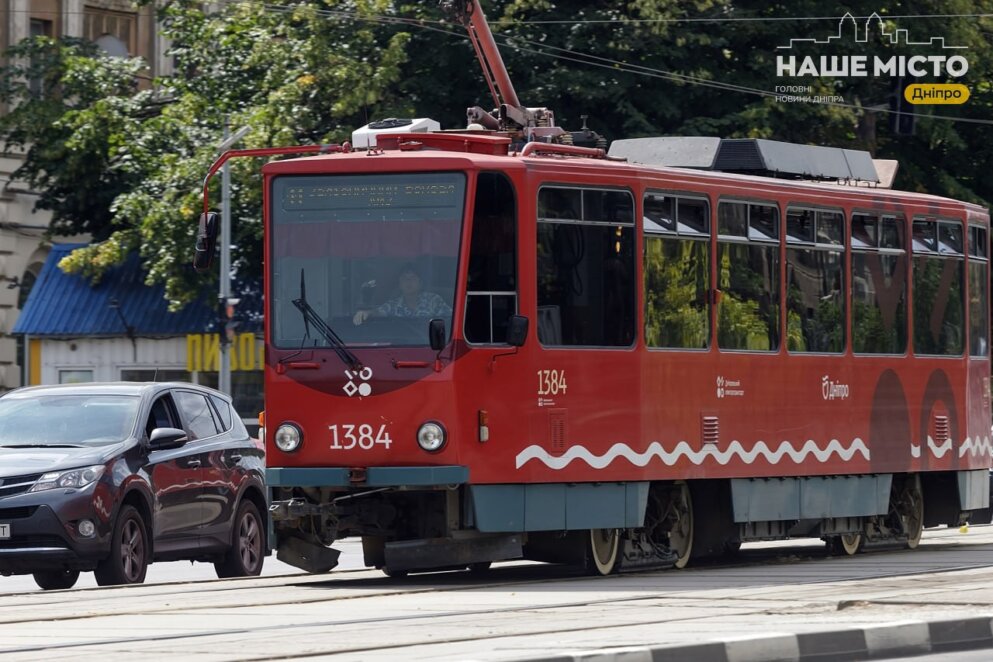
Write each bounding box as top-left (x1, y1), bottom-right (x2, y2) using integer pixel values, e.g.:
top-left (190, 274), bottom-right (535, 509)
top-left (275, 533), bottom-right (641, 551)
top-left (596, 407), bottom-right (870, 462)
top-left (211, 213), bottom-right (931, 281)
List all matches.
top-left (465, 172), bottom-right (518, 345)
top-left (463, 171), bottom-right (521, 470)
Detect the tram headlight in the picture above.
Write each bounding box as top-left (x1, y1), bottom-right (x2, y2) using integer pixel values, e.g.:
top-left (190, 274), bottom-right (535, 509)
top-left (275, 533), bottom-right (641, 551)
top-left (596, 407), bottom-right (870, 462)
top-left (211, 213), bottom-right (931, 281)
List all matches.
top-left (416, 421), bottom-right (446, 452)
top-left (274, 423), bottom-right (302, 452)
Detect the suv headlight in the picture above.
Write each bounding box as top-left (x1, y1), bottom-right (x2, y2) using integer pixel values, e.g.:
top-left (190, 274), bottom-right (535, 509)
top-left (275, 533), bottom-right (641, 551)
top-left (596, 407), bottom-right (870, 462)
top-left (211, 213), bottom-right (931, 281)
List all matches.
top-left (29, 465), bottom-right (105, 493)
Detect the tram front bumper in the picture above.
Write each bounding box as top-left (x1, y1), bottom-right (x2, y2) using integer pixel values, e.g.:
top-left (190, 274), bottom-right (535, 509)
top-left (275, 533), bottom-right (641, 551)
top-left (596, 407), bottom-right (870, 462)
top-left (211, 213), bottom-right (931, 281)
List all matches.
top-left (266, 465), bottom-right (469, 488)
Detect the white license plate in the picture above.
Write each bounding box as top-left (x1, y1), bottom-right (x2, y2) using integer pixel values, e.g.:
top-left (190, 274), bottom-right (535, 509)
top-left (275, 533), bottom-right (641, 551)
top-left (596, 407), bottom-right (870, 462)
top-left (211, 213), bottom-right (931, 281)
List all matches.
top-left (0, 523), bottom-right (9, 539)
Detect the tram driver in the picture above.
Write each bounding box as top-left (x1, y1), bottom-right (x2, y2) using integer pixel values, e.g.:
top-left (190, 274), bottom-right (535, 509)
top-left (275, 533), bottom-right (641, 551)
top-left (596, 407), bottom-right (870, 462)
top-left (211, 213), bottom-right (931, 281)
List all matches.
top-left (352, 263), bottom-right (451, 325)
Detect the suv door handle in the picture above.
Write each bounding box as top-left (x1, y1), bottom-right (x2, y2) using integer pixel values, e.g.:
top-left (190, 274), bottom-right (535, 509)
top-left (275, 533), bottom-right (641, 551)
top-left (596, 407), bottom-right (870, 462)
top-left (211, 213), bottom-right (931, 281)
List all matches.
top-left (188, 459), bottom-right (202, 468)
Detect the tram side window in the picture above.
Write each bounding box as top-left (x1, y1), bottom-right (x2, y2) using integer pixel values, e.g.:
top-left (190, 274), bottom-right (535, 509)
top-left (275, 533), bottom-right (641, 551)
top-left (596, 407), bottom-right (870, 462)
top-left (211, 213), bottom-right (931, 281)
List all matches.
top-left (786, 208), bottom-right (845, 353)
top-left (968, 225), bottom-right (989, 357)
top-left (852, 213), bottom-right (907, 354)
top-left (717, 201), bottom-right (780, 351)
top-left (537, 186), bottom-right (635, 347)
top-left (465, 172), bottom-right (518, 344)
top-left (912, 217), bottom-right (964, 356)
top-left (644, 192), bottom-right (710, 349)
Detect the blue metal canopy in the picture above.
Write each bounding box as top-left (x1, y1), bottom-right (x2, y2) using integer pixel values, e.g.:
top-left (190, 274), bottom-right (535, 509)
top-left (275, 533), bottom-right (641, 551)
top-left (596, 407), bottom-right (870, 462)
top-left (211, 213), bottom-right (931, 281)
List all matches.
top-left (12, 245), bottom-right (215, 337)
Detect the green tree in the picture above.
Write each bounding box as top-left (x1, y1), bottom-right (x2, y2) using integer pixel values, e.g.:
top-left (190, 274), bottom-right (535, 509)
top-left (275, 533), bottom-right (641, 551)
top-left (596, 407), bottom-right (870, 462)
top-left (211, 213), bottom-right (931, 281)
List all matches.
top-left (0, 38), bottom-right (152, 240)
top-left (0, 0), bottom-right (411, 306)
top-left (400, 0), bottom-right (992, 204)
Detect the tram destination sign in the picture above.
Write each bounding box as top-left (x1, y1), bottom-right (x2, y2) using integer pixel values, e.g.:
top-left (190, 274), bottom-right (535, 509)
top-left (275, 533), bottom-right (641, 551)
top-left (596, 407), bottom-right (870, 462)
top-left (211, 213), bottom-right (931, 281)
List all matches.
top-left (274, 173), bottom-right (466, 223)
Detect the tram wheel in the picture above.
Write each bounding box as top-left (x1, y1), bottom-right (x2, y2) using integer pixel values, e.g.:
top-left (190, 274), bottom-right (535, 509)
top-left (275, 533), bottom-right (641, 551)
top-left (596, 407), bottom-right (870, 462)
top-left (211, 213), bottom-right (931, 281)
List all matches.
top-left (586, 528), bottom-right (619, 576)
top-left (668, 482), bottom-right (694, 569)
top-left (898, 475), bottom-right (924, 550)
top-left (828, 532), bottom-right (864, 556)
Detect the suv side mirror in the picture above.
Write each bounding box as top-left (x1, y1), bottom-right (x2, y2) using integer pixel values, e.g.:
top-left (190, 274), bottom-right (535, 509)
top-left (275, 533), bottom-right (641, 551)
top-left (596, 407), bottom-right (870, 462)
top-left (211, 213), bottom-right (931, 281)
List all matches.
top-left (507, 315), bottom-right (528, 347)
top-left (149, 427), bottom-right (188, 450)
top-left (429, 318), bottom-right (446, 351)
top-left (193, 212), bottom-right (219, 273)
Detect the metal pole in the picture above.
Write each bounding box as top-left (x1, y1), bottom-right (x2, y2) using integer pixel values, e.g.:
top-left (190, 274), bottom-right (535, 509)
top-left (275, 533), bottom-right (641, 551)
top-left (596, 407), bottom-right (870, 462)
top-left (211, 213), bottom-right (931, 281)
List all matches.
top-left (468, 1), bottom-right (521, 109)
top-left (219, 121), bottom-right (232, 396)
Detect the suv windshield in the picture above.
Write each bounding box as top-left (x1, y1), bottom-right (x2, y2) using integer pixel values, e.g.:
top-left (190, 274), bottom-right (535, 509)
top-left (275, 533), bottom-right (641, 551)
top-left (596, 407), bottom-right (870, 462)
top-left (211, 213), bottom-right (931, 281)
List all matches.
top-left (0, 394), bottom-right (139, 446)
top-left (271, 172), bottom-right (466, 347)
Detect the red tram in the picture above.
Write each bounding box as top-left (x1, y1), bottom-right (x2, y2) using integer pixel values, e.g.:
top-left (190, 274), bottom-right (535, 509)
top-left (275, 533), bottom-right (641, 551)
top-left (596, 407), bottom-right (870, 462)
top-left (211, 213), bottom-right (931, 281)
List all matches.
top-left (196, 2), bottom-right (991, 575)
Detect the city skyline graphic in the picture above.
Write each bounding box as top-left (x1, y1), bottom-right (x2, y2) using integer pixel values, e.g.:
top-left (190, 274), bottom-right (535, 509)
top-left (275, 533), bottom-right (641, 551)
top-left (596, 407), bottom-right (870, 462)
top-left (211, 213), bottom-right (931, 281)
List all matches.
top-left (778, 12), bottom-right (966, 50)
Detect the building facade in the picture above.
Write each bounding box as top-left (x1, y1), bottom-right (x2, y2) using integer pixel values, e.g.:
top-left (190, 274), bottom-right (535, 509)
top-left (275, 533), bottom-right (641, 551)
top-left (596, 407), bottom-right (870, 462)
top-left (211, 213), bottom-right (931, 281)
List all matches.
top-left (0, 0), bottom-right (172, 392)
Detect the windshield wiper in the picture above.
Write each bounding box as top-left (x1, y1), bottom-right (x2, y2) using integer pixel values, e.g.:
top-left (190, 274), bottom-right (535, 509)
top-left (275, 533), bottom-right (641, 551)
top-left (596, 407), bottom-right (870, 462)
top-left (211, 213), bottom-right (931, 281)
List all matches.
top-left (292, 270), bottom-right (361, 371)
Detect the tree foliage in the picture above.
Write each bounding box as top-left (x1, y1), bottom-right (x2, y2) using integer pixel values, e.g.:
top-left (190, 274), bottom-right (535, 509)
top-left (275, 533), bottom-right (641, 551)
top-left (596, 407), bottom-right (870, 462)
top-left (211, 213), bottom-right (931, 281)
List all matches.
top-left (1, 0), bottom-right (411, 307)
top-left (0, 0), bottom-right (990, 308)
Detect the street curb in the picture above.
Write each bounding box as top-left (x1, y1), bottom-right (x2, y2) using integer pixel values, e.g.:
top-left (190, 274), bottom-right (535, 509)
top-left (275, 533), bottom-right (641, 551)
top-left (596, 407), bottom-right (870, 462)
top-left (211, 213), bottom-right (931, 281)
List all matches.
top-left (517, 615), bottom-right (993, 662)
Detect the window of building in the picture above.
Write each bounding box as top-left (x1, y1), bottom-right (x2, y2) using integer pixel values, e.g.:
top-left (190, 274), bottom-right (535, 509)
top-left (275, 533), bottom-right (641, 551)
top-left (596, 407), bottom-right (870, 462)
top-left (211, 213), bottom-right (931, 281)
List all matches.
top-left (84, 7), bottom-right (137, 57)
top-left (643, 191), bottom-right (710, 349)
top-left (28, 19), bottom-right (55, 95)
top-left (968, 225), bottom-right (989, 357)
top-left (121, 369), bottom-right (191, 383)
top-left (786, 207), bottom-right (845, 353)
top-left (30, 19), bottom-right (53, 38)
top-left (59, 369), bottom-right (94, 384)
top-left (912, 217), bottom-right (964, 356)
top-left (537, 186), bottom-right (635, 347)
top-left (852, 212), bottom-right (907, 354)
top-left (716, 201), bottom-right (780, 351)
top-left (15, 270), bottom-right (38, 387)
top-left (465, 172), bottom-right (517, 344)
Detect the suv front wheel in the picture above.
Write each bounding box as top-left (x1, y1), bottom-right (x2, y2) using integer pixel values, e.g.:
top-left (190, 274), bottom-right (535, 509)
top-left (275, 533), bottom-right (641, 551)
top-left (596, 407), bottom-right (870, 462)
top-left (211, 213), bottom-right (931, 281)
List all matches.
top-left (33, 569), bottom-right (80, 590)
top-left (95, 504), bottom-right (149, 586)
top-left (215, 500), bottom-right (264, 578)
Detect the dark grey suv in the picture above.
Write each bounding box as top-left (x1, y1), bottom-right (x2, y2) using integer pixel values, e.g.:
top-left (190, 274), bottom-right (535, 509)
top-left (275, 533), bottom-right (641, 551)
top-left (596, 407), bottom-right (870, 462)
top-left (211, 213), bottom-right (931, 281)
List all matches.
top-left (0, 382), bottom-right (266, 590)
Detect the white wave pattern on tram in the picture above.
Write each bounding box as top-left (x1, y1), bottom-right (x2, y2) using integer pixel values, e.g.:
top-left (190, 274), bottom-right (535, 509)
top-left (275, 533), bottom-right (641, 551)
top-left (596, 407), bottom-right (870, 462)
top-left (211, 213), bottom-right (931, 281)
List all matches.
top-left (909, 435), bottom-right (955, 459)
top-left (515, 438), bottom-right (870, 470)
top-left (957, 436), bottom-right (993, 458)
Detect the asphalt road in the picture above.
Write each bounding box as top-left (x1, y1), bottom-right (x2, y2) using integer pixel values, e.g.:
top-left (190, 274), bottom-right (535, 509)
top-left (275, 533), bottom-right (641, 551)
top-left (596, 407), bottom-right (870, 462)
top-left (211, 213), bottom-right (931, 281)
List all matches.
top-left (3, 527), bottom-right (993, 660)
top-left (0, 538), bottom-right (365, 594)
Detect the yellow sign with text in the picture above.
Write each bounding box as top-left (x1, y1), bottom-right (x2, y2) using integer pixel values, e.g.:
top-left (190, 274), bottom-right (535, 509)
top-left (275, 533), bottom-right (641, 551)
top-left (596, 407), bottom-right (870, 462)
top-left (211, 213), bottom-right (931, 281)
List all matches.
top-left (186, 333), bottom-right (264, 372)
top-left (905, 84), bottom-right (970, 105)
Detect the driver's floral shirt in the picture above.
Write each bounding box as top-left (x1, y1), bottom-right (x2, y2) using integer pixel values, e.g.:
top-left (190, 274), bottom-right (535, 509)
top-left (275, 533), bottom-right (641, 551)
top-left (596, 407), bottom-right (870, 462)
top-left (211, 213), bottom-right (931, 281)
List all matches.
top-left (375, 292), bottom-right (452, 317)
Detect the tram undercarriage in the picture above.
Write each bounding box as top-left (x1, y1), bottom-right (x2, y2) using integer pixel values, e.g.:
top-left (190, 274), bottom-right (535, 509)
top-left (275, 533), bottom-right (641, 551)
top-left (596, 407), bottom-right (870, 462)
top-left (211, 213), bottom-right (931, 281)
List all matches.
top-left (268, 470), bottom-right (987, 576)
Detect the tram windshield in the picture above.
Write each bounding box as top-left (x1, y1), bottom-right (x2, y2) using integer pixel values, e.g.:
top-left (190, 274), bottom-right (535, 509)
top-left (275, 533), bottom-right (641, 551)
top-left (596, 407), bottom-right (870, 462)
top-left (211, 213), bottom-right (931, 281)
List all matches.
top-left (270, 172), bottom-right (466, 348)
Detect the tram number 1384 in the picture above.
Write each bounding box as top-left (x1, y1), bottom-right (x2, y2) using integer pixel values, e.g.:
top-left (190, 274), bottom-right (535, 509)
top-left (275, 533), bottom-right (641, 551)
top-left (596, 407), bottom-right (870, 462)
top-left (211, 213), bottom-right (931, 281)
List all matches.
top-left (537, 370), bottom-right (568, 396)
top-left (329, 424), bottom-right (393, 450)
